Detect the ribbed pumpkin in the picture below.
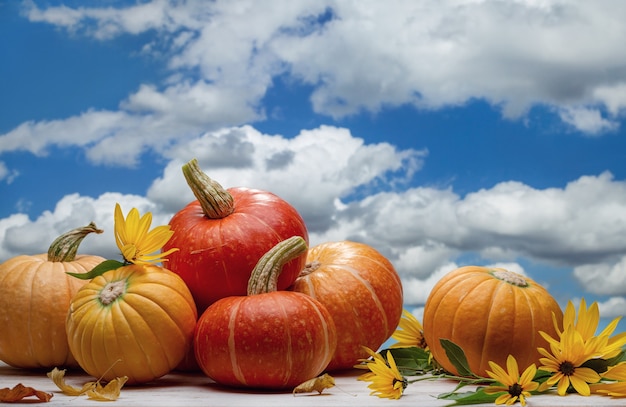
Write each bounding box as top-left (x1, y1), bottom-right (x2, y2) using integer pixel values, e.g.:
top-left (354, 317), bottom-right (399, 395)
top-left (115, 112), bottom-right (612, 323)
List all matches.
top-left (66, 264), bottom-right (197, 384)
top-left (422, 266), bottom-right (563, 377)
top-left (0, 223), bottom-right (104, 368)
top-left (195, 237), bottom-right (337, 389)
top-left (290, 241), bottom-right (403, 371)
top-left (163, 159), bottom-right (309, 313)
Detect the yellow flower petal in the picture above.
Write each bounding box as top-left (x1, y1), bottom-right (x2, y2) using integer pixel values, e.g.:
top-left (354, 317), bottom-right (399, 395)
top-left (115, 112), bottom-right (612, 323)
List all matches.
top-left (114, 203), bottom-right (178, 264)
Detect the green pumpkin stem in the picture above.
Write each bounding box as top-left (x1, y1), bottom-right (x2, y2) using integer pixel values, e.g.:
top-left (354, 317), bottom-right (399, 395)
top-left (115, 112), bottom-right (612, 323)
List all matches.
top-left (247, 236), bottom-right (307, 295)
top-left (182, 158), bottom-right (235, 219)
top-left (48, 222), bottom-right (103, 262)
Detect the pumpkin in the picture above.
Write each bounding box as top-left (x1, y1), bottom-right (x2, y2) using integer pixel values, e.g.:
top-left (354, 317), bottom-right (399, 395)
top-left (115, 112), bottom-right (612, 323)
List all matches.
top-left (422, 266), bottom-right (564, 377)
top-left (163, 158), bottom-right (309, 313)
top-left (290, 241), bottom-right (404, 370)
top-left (66, 264), bottom-right (197, 384)
top-left (0, 223), bottom-right (104, 369)
top-left (194, 237), bottom-right (337, 389)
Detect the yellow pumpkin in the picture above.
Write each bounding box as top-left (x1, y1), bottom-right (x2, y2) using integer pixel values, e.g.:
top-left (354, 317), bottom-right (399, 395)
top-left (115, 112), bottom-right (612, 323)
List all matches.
top-left (0, 223), bottom-right (104, 368)
top-left (66, 263), bottom-right (197, 384)
top-left (422, 266), bottom-right (563, 377)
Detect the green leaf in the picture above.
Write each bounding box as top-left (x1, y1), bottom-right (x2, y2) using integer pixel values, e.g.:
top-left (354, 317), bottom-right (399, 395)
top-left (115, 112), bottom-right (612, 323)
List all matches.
top-left (440, 339), bottom-right (474, 377)
top-left (66, 260), bottom-right (125, 280)
top-left (437, 387), bottom-right (499, 406)
top-left (581, 357), bottom-right (611, 374)
top-left (606, 349), bottom-right (626, 366)
top-left (381, 347), bottom-right (433, 375)
top-left (532, 368), bottom-right (553, 385)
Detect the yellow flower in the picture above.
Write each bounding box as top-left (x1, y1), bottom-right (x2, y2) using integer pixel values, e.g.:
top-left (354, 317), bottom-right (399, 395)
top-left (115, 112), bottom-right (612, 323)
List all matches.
top-left (358, 347), bottom-right (407, 399)
top-left (538, 325), bottom-right (602, 396)
top-left (590, 363), bottom-right (626, 397)
top-left (114, 203), bottom-right (178, 265)
top-left (544, 298), bottom-right (626, 360)
top-left (390, 309), bottom-right (428, 350)
top-left (591, 382), bottom-right (626, 398)
top-left (484, 355), bottom-right (538, 406)
top-left (602, 362), bottom-right (626, 381)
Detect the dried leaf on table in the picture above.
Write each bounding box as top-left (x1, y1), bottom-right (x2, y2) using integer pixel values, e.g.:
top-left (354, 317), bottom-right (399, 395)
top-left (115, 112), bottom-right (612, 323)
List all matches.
top-left (293, 373), bottom-right (335, 395)
top-left (47, 367), bottom-right (96, 396)
top-left (48, 366), bottom-right (128, 401)
top-left (86, 376), bottom-right (128, 401)
top-left (0, 383), bottom-right (53, 402)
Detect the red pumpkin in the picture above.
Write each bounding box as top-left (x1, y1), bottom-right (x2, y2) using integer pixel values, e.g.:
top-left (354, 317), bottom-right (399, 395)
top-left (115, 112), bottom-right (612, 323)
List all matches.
top-left (163, 159), bottom-right (308, 313)
top-left (194, 237), bottom-right (337, 389)
top-left (290, 241), bottom-right (404, 371)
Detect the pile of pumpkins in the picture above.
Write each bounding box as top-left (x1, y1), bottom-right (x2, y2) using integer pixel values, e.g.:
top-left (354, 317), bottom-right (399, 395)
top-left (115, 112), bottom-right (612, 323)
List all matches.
top-left (0, 158), bottom-right (563, 389)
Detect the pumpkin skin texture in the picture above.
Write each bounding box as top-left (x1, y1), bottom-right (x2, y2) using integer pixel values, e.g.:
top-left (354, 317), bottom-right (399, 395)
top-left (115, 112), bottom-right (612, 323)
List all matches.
top-left (163, 160), bottom-right (308, 313)
top-left (0, 224), bottom-right (104, 369)
top-left (422, 266), bottom-right (564, 377)
top-left (195, 291), bottom-right (337, 389)
top-left (290, 241), bottom-right (404, 371)
top-left (66, 264), bottom-right (197, 384)
top-left (194, 236), bottom-right (337, 390)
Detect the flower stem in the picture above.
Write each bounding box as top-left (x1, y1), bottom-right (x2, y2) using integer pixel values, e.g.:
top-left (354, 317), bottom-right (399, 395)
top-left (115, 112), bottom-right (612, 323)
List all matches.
top-left (48, 222), bottom-right (103, 262)
top-left (182, 158), bottom-right (234, 219)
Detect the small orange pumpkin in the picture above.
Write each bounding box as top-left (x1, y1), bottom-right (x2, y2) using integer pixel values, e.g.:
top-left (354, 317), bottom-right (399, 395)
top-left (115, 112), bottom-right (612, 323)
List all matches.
top-left (66, 264), bottom-right (197, 384)
top-left (422, 266), bottom-right (563, 377)
top-left (290, 241), bottom-right (403, 371)
top-left (195, 237), bottom-right (337, 389)
top-left (0, 223), bottom-right (104, 368)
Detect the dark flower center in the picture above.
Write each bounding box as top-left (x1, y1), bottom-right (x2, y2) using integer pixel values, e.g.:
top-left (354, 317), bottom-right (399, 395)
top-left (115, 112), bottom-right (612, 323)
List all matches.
top-left (508, 383), bottom-right (523, 397)
top-left (559, 361), bottom-right (576, 376)
top-left (418, 335), bottom-right (428, 349)
top-left (393, 378), bottom-right (408, 390)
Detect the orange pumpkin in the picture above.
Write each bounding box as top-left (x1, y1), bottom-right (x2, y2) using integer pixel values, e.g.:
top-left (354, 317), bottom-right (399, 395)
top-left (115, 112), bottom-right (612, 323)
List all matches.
top-left (0, 223), bottom-right (104, 368)
top-left (66, 264), bottom-right (197, 384)
top-left (422, 266), bottom-right (563, 377)
top-left (195, 236), bottom-right (337, 389)
top-left (290, 241), bottom-right (403, 371)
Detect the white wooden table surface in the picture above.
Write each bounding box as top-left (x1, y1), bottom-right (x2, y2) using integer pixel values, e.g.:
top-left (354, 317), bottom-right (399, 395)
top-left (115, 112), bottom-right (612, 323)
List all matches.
top-left (1, 362), bottom-right (624, 406)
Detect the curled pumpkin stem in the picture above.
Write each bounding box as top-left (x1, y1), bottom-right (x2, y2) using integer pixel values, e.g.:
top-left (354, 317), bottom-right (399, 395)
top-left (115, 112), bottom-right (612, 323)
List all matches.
top-left (48, 222), bottom-right (103, 262)
top-left (182, 158), bottom-right (234, 219)
top-left (247, 236), bottom-right (308, 295)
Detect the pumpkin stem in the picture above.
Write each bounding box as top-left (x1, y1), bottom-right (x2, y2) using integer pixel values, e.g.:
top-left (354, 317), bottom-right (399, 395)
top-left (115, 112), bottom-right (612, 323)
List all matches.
top-left (247, 236), bottom-right (308, 295)
top-left (48, 222), bottom-right (103, 262)
top-left (182, 158), bottom-right (235, 219)
top-left (491, 269), bottom-right (529, 287)
top-left (299, 260), bottom-right (321, 277)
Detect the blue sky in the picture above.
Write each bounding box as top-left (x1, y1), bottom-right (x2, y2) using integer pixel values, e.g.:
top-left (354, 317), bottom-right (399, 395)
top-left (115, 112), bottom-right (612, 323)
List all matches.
top-left (2, 0), bottom-right (626, 331)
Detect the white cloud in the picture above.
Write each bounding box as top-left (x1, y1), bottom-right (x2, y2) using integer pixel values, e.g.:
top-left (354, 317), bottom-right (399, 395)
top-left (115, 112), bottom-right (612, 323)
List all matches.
top-left (0, 161), bottom-right (19, 184)
top-left (597, 296), bottom-right (626, 319)
top-left (0, 192), bottom-right (172, 263)
top-left (4, 124), bottom-right (626, 304)
top-left (147, 125), bottom-right (427, 233)
top-left (6, 0), bottom-right (626, 165)
top-left (2, 1), bottom-right (625, 322)
top-left (558, 106), bottom-right (619, 135)
top-left (573, 257), bottom-right (626, 296)
top-left (594, 83), bottom-right (626, 116)
top-left (402, 262), bottom-right (459, 305)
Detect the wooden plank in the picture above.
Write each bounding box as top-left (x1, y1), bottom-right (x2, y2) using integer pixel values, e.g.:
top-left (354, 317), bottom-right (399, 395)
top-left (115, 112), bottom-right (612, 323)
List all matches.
top-left (1, 362), bottom-right (624, 406)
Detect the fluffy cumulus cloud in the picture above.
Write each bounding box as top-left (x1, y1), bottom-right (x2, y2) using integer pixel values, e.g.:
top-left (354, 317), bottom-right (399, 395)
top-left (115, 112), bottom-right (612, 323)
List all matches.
top-left (3, 125), bottom-right (626, 309)
top-left (4, 0), bottom-right (626, 166)
top-left (3, 1), bottom-right (626, 315)
top-left (0, 192), bottom-right (174, 262)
